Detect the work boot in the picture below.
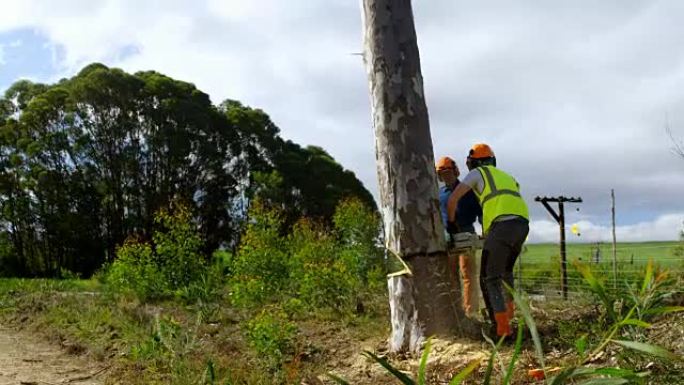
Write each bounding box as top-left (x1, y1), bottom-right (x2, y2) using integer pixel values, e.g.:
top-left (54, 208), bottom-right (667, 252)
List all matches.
top-left (494, 312), bottom-right (512, 338)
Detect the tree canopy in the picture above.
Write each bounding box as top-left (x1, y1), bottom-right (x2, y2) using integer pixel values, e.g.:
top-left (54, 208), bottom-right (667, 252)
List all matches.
top-left (0, 63), bottom-right (375, 277)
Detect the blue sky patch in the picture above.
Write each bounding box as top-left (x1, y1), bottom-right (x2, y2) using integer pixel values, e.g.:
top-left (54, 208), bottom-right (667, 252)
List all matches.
top-left (0, 28), bottom-right (65, 93)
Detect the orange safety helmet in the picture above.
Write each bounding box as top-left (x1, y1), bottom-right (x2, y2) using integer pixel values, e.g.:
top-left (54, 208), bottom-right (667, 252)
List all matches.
top-left (468, 143), bottom-right (495, 159)
top-left (466, 143), bottom-right (496, 170)
top-left (436, 156), bottom-right (457, 171)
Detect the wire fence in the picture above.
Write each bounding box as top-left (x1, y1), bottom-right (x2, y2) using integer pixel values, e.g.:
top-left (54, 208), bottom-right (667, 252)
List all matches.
top-left (513, 243), bottom-right (684, 302)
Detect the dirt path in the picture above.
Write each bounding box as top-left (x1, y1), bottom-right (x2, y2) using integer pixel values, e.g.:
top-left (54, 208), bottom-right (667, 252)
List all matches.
top-left (0, 327), bottom-right (105, 385)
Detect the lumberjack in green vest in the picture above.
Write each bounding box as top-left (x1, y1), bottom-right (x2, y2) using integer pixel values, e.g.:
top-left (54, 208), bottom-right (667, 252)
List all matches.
top-left (447, 143), bottom-right (529, 338)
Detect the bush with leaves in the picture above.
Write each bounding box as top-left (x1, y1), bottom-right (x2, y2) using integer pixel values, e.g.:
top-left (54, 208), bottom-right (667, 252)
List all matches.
top-left (106, 239), bottom-right (168, 300)
top-left (333, 197), bottom-right (384, 282)
top-left (106, 202), bottom-right (206, 300)
top-left (289, 219), bottom-right (361, 312)
top-left (230, 198), bottom-right (381, 314)
top-left (244, 309), bottom-right (298, 370)
top-left (153, 203), bottom-right (206, 288)
top-left (229, 200), bottom-right (290, 307)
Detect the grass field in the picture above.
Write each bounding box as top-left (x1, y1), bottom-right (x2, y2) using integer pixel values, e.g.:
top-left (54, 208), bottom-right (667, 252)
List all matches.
top-left (516, 241), bottom-right (683, 296)
top-left (523, 241), bottom-right (683, 265)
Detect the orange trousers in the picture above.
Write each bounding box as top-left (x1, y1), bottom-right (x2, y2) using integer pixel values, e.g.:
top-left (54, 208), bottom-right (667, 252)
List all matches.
top-left (458, 251), bottom-right (480, 317)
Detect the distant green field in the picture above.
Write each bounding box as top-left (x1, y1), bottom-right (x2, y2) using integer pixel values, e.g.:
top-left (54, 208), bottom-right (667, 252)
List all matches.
top-left (522, 241), bottom-right (682, 266)
top-left (515, 241), bottom-right (683, 295)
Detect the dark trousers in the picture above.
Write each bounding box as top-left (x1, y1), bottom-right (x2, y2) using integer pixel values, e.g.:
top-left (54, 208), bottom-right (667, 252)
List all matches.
top-left (480, 218), bottom-right (529, 323)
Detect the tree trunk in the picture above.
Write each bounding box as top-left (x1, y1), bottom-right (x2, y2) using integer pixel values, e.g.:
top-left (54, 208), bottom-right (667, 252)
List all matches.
top-left (361, 0), bottom-right (479, 353)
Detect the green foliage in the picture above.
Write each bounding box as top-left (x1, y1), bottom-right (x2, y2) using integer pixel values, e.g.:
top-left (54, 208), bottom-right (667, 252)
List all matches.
top-left (289, 219), bottom-right (362, 312)
top-left (0, 65), bottom-right (374, 278)
top-left (229, 198), bottom-right (381, 314)
top-left (130, 314), bottom-right (201, 370)
top-left (229, 200), bottom-right (289, 307)
top-left (106, 203), bottom-right (206, 301)
top-left (571, 260), bottom-right (684, 373)
top-left (244, 309), bottom-right (298, 369)
top-left (363, 350), bottom-right (416, 385)
top-left (574, 259), bottom-right (682, 326)
top-left (106, 239), bottom-right (167, 300)
top-left (360, 338), bottom-right (481, 385)
top-left (335, 275), bottom-right (681, 385)
top-left (333, 197), bottom-right (384, 282)
top-left (153, 203), bottom-right (206, 289)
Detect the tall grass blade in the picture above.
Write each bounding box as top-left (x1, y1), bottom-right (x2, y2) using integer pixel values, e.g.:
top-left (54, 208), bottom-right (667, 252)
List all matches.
top-left (618, 319), bottom-right (651, 328)
top-left (551, 367), bottom-right (647, 384)
top-left (482, 346), bottom-right (498, 385)
top-left (574, 261), bottom-right (616, 322)
top-left (503, 319), bottom-right (524, 385)
top-left (482, 332), bottom-right (506, 380)
top-left (417, 338), bottom-right (432, 385)
top-left (575, 335), bottom-right (588, 360)
top-left (642, 306), bottom-right (684, 316)
top-left (448, 358), bottom-right (481, 385)
top-left (363, 351), bottom-right (415, 385)
top-left (204, 359), bottom-right (216, 385)
top-left (611, 340), bottom-right (683, 362)
top-left (505, 283), bottom-right (546, 378)
top-left (575, 379), bottom-right (629, 385)
top-left (640, 259), bottom-right (654, 296)
top-left (591, 367), bottom-right (649, 379)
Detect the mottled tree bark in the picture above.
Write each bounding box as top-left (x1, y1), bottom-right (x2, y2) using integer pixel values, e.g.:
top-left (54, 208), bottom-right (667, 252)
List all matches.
top-left (361, 0), bottom-right (479, 353)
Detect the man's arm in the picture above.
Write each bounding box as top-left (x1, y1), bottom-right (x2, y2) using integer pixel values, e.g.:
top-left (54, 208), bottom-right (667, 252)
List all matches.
top-left (447, 183), bottom-right (473, 222)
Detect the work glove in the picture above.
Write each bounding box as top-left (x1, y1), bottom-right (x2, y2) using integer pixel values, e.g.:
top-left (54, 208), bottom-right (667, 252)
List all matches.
top-left (447, 234), bottom-right (454, 249)
top-left (446, 221), bottom-right (460, 234)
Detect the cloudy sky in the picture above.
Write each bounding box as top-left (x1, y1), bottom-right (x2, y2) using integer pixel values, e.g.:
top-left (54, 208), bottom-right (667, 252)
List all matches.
top-left (1, 0), bottom-right (683, 243)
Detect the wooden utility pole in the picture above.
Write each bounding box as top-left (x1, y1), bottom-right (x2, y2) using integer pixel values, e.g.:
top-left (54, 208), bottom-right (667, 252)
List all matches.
top-left (361, 0), bottom-right (477, 352)
top-left (611, 189), bottom-right (617, 291)
top-left (535, 196), bottom-right (582, 299)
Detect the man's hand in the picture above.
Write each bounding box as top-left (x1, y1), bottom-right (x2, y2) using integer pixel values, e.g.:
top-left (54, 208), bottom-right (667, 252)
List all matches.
top-left (447, 182), bottom-right (474, 222)
top-left (447, 221), bottom-right (460, 234)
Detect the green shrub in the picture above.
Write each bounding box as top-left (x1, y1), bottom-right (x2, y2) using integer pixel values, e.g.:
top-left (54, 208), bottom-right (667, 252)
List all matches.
top-left (153, 203), bottom-right (206, 288)
top-left (130, 314), bottom-right (200, 367)
top-left (333, 197), bottom-right (383, 281)
top-left (107, 239), bottom-right (168, 300)
top-left (282, 297), bottom-right (306, 319)
top-left (230, 198), bottom-right (382, 314)
top-left (244, 309), bottom-right (297, 369)
top-left (289, 219), bottom-right (360, 312)
top-left (106, 202), bottom-right (206, 301)
top-left (229, 200), bottom-right (289, 307)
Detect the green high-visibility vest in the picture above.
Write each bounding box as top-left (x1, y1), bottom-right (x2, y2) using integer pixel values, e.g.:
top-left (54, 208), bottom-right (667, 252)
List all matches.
top-left (473, 166), bottom-right (529, 234)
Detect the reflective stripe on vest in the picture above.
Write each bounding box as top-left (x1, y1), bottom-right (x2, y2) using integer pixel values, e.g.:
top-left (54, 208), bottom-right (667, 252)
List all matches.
top-left (474, 166), bottom-right (529, 234)
top-left (479, 167), bottom-right (522, 205)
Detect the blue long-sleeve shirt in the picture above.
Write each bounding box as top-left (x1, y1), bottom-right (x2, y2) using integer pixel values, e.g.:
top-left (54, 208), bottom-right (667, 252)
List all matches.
top-left (439, 181), bottom-right (482, 234)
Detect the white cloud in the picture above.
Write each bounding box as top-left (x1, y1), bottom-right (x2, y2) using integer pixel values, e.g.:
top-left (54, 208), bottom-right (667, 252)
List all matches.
top-left (2, 0), bottom-right (684, 237)
top-left (529, 212), bottom-right (684, 243)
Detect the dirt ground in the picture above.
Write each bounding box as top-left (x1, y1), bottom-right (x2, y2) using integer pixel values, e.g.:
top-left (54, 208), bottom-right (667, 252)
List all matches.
top-left (0, 326), bottom-right (105, 385)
